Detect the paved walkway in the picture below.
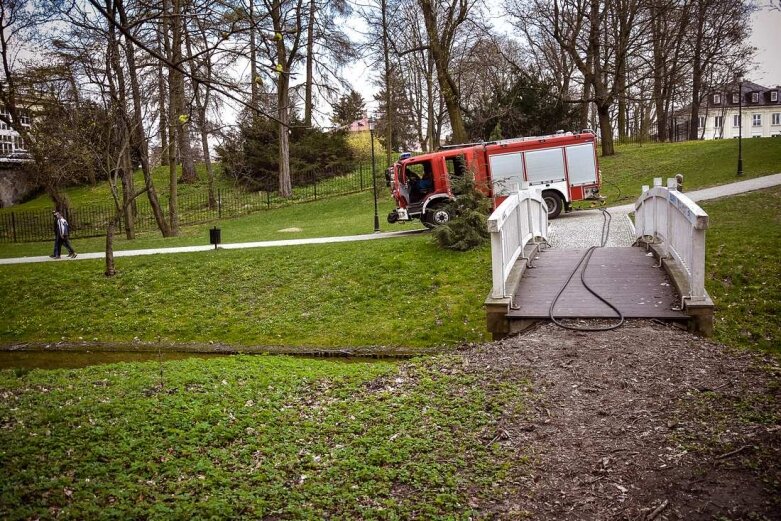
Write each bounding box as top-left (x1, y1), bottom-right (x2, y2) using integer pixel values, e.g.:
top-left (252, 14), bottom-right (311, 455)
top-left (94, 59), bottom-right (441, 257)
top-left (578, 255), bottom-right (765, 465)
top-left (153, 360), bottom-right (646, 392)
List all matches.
top-left (0, 229), bottom-right (427, 266)
top-left (2, 174), bottom-right (779, 265)
top-left (547, 173), bottom-right (781, 249)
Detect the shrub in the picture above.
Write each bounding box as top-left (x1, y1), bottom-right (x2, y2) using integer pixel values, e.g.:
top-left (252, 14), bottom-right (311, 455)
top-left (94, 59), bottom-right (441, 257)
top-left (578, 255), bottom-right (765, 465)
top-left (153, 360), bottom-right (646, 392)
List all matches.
top-left (431, 174), bottom-right (492, 251)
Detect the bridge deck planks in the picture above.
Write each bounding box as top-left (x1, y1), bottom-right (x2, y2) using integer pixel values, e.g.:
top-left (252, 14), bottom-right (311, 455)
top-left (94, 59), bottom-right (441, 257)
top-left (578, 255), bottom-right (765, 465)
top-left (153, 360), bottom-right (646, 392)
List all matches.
top-left (506, 247), bottom-right (689, 320)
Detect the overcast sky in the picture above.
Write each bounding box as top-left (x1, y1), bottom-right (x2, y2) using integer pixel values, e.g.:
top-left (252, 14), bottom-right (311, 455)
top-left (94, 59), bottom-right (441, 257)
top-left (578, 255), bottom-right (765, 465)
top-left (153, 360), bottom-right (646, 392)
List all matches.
top-left (749, 6), bottom-right (781, 87)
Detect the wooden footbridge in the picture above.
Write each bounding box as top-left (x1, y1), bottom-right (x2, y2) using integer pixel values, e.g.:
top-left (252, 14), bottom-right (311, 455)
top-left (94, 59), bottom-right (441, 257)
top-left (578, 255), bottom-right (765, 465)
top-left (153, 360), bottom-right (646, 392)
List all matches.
top-left (485, 179), bottom-right (714, 339)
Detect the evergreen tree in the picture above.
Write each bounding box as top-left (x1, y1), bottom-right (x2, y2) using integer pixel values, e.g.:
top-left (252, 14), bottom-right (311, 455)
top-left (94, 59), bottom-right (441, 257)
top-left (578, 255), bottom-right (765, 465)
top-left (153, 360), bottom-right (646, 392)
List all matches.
top-left (431, 174), bottom-right (492, 251)
top-left (465, 72), bottom-right (579, 140)
top-left (217, 113), bottom-right (355, 191)
top-left (331, 90), bottom-right (366, 127)
top-left (374, 70), bottom-right (416, 152)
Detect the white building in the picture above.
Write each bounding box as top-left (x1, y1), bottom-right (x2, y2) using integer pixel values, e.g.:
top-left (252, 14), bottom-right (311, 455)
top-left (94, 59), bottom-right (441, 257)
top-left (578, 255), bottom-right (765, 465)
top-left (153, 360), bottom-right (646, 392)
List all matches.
top-left (696, 80), bottom-right (781, 140)
top-left (0, 105), bottom-right (30, 156)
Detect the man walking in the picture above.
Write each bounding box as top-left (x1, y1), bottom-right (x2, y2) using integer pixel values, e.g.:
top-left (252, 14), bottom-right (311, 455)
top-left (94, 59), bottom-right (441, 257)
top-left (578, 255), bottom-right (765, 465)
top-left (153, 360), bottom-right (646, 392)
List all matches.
top-left (51, 211), bottom-right (77, 259)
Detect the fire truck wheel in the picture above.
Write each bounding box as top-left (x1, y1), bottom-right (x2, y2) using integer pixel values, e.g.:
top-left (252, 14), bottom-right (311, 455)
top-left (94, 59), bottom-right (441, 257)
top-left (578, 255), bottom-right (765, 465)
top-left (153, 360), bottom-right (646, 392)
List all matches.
top-left (424, 205), bottom-right (451, 227)
top-left (542, 190), bottom-right (564, 219)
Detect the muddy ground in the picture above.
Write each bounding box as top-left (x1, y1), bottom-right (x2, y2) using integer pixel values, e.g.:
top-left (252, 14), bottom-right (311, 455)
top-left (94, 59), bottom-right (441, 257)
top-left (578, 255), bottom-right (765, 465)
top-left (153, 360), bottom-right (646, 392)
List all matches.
top-left (462, 320), bottom-right (780, 520)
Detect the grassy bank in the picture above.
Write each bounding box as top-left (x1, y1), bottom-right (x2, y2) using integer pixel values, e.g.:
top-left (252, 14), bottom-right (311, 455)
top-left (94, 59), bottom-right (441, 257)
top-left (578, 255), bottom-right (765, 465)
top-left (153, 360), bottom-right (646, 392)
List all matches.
top-left (1, 189), bottom-right (779, 353)
top-left (702, 186), bottom-right (781, 353)
top-left (0, 235), bottom-right (490, 348)
top-left (0, 354), bottom-right (530, 519)
top-left (598, 138), bottom-right (781, 205)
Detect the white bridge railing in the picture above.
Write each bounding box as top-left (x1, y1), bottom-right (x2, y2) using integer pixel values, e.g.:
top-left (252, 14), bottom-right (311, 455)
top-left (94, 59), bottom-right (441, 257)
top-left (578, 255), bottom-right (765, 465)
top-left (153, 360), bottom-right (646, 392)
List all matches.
top-left (634, 178), bottom-right (709, 302)
top-left (488, 185), bottom-right (549, 299)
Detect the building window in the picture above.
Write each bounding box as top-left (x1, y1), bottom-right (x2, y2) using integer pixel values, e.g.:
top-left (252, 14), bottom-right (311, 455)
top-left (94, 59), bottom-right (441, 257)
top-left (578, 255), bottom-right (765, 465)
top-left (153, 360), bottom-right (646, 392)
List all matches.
top-left (773, 91), bottom-right (779, 102)
top-left (713, 94), bottom-right (721, 104)
top-left (733, 114), bottom-right (741, 127)
top-left (714, 116), bottom-right (723, 128)
top-left (773, 113), bottom-right (780, 125)
top-left (698, 116), bottom-right (705, 128)
top-left (732, 93), bottom-right (739, 103)
top-left (753, 114), bottom-right (761, 126)
top-left (751, 92), bottom-right (759, 103)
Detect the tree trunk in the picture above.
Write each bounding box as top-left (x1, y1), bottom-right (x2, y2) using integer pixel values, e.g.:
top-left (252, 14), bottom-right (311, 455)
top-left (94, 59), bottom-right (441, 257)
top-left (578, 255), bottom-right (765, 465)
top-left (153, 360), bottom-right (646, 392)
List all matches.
top-left (46, 184), bottom-right (70, 214)
top-left (158, 33), bottom-right (169, 167)
top-left (688, 0), bottom-right (705, 141)
top-left (381, 0), bottom-right (393, 165)
top-left (596, 102), bottom-right (615, 156)
top-left (106, 2), bottom-right (136, 235)
top-left (434, 60), bottom-right (466, 144)
top-left (579, 54), bottom-right (593, 130)
top-left (201, 107), bottom-right (216, 208)
top-left (272, 2), bottom-right (292, 197)
top-left (427, 51), bottom-right (436, 151)
top-left (120, 151), bottom-right (135, 240)
top-left (171, 0), bottom-right (196, 183)
top-left (249, 0), bottom-right (259, 109)
top-left (617, 66), bottom-right (627, 142)
top-left (419, 0), bottom-right (467, 144)
top-left (650, 3), bottom-right (669, 142)
top-left (105, 216), bottom-right (117, 277)
top-left (163, 0), bottom-right (179, 234)
top-left (303, 0), bottom-right (316, 127)
top-left (118, 0), bottom-right (171, 236)
top-left (184, 28), bottom-right (216, 208)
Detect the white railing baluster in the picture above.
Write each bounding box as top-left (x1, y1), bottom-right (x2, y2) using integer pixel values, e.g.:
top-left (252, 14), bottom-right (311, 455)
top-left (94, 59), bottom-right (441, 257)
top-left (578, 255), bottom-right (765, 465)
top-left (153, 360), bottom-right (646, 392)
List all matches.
top-left (633, 185), bottom-right (709, 301)
top-left (488, 187), bottom-right (549, 299)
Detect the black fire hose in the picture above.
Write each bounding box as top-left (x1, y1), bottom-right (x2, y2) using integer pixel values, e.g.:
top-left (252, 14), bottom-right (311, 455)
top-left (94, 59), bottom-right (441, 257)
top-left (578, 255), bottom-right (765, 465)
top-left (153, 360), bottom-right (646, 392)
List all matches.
top-left (548, 208), bottom-right (625, 332)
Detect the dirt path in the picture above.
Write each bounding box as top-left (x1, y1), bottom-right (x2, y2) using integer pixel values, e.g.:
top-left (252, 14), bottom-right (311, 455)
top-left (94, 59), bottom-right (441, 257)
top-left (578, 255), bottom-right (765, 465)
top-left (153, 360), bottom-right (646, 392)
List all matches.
top-left (462, 321), bottom-right (780, 519)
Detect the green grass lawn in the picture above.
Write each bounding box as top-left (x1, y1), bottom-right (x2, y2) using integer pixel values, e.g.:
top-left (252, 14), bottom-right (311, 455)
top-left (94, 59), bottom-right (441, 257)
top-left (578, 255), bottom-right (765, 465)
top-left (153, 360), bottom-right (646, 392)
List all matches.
top-left (702, 186), bottom-right (781, 353)
top-left (0, 235), bottom-right (490, 348)
top-left (597, 138), bottom-right (781, 205)
top-left (0, 190), bottom-right (421, 259)
top-left (1, 187), bottom-right (778, 353)
top-left (0, 353), bottom-right (530, 519)
top-left (5, 163), bottom-right (228, 211)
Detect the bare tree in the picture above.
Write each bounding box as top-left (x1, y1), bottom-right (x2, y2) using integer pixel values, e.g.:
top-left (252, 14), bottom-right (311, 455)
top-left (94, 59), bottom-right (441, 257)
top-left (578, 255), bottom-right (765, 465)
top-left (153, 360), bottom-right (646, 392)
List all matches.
top-left (686, 0), bottom-right (753, 139)
top-left (510, 0), bottom-right (648, 155)
top-left (417, 0), bottom-right (480, 144)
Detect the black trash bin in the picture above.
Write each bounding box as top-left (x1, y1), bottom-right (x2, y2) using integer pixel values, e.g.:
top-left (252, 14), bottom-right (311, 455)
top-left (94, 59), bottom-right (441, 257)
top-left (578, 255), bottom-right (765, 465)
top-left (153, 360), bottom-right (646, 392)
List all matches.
top-left (209, 226), bottom-right (221, 249)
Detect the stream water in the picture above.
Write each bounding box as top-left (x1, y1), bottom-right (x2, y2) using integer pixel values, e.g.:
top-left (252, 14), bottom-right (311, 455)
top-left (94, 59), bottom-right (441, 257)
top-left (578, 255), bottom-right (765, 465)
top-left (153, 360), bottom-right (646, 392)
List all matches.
top-left (0, 351), bottom-right (231, 370)
top-left (0, 351), bottom-right (396, 370)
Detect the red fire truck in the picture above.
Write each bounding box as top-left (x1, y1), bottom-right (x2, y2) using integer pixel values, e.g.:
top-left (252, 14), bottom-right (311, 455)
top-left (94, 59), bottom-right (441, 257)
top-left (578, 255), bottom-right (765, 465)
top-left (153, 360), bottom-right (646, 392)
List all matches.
top-left (386, 131), bottom-right (602, 226)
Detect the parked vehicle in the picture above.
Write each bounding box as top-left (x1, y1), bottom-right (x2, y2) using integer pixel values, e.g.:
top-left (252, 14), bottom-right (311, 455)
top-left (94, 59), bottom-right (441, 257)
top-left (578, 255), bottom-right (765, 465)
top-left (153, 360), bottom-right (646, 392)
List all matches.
top-left (387, 131), bottom-right (602, 226)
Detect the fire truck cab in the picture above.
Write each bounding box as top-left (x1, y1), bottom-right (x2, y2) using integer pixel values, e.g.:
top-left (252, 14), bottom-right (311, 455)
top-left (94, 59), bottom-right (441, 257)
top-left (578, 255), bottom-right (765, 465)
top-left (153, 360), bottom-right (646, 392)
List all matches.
top-left (387, 131), bottom-right (602, 227)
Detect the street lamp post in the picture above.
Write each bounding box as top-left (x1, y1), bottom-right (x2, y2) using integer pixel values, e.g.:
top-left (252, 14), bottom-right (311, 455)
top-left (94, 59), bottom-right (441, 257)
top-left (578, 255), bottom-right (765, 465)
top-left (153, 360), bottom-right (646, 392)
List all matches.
top-left (736, 73), bottom-right (744, 177)
top-left (368, 115), bottom-right (380, 232)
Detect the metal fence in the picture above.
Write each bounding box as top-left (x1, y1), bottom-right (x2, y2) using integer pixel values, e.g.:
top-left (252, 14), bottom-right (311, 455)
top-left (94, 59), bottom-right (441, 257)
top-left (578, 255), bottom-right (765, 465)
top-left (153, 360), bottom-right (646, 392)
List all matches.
top-left (608, 119), bottom-right (699, 145)
top-left (0, 162), bottom-right (391, 243)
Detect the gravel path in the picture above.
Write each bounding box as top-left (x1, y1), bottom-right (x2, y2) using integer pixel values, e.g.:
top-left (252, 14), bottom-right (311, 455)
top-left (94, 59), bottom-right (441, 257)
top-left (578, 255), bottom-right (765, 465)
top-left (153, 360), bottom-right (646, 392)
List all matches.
top-left (547, 208), bottom-right (636, 249)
